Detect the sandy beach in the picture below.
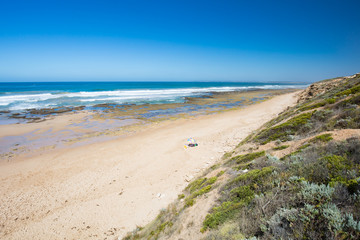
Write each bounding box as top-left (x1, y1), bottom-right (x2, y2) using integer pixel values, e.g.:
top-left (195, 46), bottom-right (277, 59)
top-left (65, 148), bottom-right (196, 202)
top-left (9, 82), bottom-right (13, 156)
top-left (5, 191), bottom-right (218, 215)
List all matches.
top-left (0, 91), bottom-right (299, 240)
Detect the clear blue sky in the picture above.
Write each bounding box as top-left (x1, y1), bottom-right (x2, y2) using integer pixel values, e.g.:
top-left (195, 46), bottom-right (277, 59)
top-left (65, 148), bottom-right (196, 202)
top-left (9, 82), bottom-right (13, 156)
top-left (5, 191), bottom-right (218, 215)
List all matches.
top-left (0, 0), bottom-right (359, 82)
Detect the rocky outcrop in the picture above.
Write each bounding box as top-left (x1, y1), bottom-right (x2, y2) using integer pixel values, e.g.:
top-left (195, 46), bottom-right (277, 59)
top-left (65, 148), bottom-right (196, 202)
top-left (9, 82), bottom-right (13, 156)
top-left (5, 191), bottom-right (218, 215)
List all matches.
top-left (298, 73), bottom-right (360, 103)
top-left (297, 77), bottom-right (344, 103)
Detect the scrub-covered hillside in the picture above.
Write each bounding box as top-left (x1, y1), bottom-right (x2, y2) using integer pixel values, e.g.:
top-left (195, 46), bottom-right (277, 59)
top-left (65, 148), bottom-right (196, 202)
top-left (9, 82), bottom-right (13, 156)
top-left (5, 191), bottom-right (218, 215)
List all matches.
top-left (123, 73), bottom-right (360, 240)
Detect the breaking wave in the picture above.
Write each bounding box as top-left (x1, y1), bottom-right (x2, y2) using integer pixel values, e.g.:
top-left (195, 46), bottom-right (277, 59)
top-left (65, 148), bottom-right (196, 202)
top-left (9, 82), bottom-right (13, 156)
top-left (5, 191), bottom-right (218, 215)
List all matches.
top-left (0, 84), bottom-right (306, 111)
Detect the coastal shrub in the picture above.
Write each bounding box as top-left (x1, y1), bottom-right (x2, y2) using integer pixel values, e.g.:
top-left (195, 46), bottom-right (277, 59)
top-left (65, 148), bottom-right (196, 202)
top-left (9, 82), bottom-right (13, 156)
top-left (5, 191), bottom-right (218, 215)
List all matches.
top-left (227, 166), bottom-right (275, 188)
top-left (202, 166), bottom-right (276, 232)
top-left (333, 93), bottom-right (360, 110)
top-left (272, 145), bottom-right (289, 151)
top-left (204, 222), bottom-right (245, 240)
top-left (341, 214), bottom-right (360, 239)
top-left (266, 208), bottom-right (299, 239)
top-left (324, 154), bottom-right (349, 176)
top-left (324, 108), bottom-right (359, 130)
top-left (325, 98), bottom-right (336, 104)
top-left (149, 221), bottom-right (173, 239)
top-left (299, 182), bottom-right (335, 204)
top-left (335, 83), bottom-right (360, 97)
top-left (186, 178), bottom-right (207, 193)
top-left (312, 109), bottom-right (334, 122)
top-left (184, 177), bottom-right (218, 208)
top-left (123, 204), bottom-right (178, 240)
top-left (217, 170), bottom-right (225, 177)
top-left (286, 138), bottom-right (360, 193)
top-left (202, 201), bottom-right (245, 231)
top-left (332, 108), bottom-right (360, 129)
top-left (210, 163), bottom-right (220, 170)
top-left (191, 185), bottom-right (212, 198)
top-left (185, 198), bottom-right (195, 207)
top-left (348, 93), bottom-right (360, 105)
top-left (297, 101), bottom-right (327, 112)
top-left (280, 143), bottom-right (310, 160)
top-left (254, 112), bottom-right (314, 144)
top-left (265, 182), bottom-right (349, 239)
top-left (229, 185), bottom-right (255, 203)
top-left (309, 133), bottom-right (333, 143)
top-left (263, 175), bottom-right (360, 239)
top-left (331, 137), bottom-right (360, 163)
top-left (266, 154), bottom-right (279, 163)
top-left (222, 151), bottom-right (234, 160)
top-left (227, 151), bottom-right (265, 165)
top-left (264, 107), bottom-right (299, 128)
top-left (233, 162), bottom-right (253, 171)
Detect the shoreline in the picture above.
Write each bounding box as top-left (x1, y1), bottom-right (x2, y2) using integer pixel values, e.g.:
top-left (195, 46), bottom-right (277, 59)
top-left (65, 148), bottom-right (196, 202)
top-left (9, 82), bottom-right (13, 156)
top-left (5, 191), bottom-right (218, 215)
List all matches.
top-left (0, 90), bottom-right (300, 239)
top-left (0, 88), bottom-right (295, 124)
top-left (0, 89), bottom-right (296, 162)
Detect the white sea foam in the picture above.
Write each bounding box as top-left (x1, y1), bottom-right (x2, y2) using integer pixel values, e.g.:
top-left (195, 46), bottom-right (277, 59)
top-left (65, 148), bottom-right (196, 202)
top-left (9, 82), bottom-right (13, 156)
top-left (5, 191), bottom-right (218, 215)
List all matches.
top-left (0, 93), bottom-right (58, 105)
top-left (0, 85), bottom-right (306, 110)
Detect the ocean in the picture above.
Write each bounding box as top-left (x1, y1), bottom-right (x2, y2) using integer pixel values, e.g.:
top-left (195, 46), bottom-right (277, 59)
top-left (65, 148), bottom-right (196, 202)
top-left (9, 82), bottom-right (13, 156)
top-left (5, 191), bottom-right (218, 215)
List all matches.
top-left (0, 81), bottom-right (306, 112)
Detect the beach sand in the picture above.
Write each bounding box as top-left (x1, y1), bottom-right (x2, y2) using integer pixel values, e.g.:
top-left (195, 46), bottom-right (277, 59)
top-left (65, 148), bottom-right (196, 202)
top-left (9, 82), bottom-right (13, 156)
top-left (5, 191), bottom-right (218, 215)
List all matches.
top-left (0, 91), bottom-right (299, 239)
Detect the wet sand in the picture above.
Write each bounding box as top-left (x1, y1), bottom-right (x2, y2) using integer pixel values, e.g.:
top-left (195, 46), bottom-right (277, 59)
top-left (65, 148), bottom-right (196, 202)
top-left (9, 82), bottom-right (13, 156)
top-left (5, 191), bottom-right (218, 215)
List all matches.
top-left (0, 91), bottom-right (299, 239)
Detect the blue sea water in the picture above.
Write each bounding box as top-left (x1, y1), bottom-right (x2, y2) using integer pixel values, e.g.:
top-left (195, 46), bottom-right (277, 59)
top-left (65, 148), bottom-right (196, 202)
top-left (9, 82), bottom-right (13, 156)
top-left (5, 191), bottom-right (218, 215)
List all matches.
top-left (0, 81), bottom-right (307, 111)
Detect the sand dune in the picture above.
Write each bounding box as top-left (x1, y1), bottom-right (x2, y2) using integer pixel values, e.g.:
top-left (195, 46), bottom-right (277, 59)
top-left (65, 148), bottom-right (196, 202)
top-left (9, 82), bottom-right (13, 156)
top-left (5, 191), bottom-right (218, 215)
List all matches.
top-left (0, 91), bottom-right (299, 239)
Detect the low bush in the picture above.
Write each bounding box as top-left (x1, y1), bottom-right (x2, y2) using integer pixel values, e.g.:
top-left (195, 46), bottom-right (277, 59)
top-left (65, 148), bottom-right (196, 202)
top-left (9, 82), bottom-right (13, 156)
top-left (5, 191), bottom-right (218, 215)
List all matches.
top-left (202, 201), bottom-right (246, 231)
top-left (272, 145), bottom-right (289, 151)
top-left (184, 176), bottom-right (218, 208)
top-left (255, 112), bottom-right (314, 144)
top-left (335, 84), bottom-right (360, 97)
top-left (297, 101), bottom-right (327, 112)
top-left (227, 167), bottom-right (275, 188)
top-left (309, 133), bottom-right (333, 143)
top-left (227, 151), bottom-right (265, 165)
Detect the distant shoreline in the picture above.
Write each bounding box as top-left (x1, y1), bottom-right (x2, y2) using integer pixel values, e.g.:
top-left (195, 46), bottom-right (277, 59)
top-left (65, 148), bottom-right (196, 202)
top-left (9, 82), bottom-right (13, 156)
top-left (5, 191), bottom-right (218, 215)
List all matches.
top-left (0, 81), bottom-right (307, 114)
top-left (0, 87), bottom-right (302, 124)
top-left (0, 88), bottom-right (298, 161)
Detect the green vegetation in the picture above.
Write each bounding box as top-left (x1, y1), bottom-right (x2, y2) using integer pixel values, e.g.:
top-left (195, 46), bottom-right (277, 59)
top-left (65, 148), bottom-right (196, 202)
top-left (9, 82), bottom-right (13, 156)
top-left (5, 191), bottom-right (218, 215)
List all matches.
top-left (297, 98), bottom-right (337, 112)
top-left (297, 100), bottom-right (327, 112)
top-left (186, 177), bottom-right (217, 194)
top-left (222, 151), bottom-right (234, 159)
top-left (123, 205), bottom-right (178, 240)
top-left (201, 166), bottom-right (276, 232)
top-left (280, 143), bottom-right (310, 160)
top-left (310, 133), bottom-right (333, 143)
top-left (335, 83), bottom-right (360, 96)
top-left (325, 97), bottom-right (337, 104)
top-left (227, 151), bottom-right (265, 165)
top-left (178, 194), bottom-right (185, 199)
top-left (202, 201), bottom-right (246, 231)
top-left (328, 108), bottom-right (360, 130)
top-left (227, 166), bottom-right (274, 187)
top-left (149, 221), bottom-right (173, 239)
top-left (255, 111), bottom-right (314, 144)
top-left (272, 145), bottom-right (289, 150)
top-left (183, 176), bottom-right (218, 208)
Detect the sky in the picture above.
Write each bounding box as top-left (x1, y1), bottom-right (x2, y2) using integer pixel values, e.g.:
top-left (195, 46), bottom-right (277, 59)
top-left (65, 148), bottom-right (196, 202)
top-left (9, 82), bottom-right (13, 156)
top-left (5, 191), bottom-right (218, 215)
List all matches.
top-left (0, 0), bottom-right (359, 83)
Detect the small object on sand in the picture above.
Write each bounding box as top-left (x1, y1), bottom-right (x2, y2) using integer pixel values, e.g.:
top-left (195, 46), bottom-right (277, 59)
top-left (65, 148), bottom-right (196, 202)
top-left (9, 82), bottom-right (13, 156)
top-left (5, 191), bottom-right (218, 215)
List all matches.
top-left (157, 193), bottom-right (165, 199)
top-left (186, 137), bottom-right (198, 147)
